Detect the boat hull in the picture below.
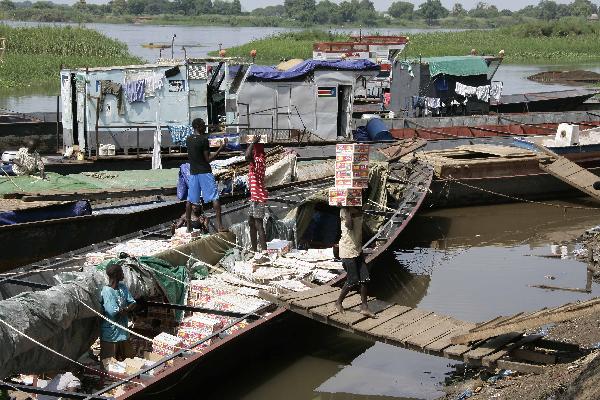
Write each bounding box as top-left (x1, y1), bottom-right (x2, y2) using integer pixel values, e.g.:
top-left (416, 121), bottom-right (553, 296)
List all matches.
top-left (0, 201), bottom-right (184, 272)
top-left (426, 166), bottom-right (600, 208)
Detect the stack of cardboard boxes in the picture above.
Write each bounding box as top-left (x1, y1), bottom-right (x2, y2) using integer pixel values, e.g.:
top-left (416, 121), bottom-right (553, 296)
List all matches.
top-left (329, 144), bottom-right (370, 207)
top-left (176, 315), bottom-right (224, 347)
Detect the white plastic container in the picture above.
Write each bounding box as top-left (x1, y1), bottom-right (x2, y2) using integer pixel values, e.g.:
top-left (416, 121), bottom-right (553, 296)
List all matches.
top-left (555, 123), bottom-right (579, 146)
top-left (106, 144), bottom-right (116, 156)
top-left (1, 151), bottom-right (18, 163)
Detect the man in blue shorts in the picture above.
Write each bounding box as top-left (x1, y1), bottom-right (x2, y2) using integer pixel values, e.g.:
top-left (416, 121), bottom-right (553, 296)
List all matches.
top-left (185, 118), bottom-right (227, 232)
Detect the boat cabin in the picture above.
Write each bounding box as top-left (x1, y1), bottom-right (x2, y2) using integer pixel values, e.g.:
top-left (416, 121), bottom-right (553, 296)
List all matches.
top-left (313, 35), bottom-right (408, 100)
top-left (232, 59), bottom-right (380, 141)
top-left (59, 58), bottom-right (249, 156)
top-left (389, 55), bottom-right (503, 118)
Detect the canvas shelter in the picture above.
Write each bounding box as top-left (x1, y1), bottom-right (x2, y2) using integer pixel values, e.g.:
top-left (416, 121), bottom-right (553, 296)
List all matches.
top-left (389, 55), bottom-right (503, 117)
top-left (60, 58), bottom-right (249, 155)
top-left (233, 59), bottom-right (380, 141)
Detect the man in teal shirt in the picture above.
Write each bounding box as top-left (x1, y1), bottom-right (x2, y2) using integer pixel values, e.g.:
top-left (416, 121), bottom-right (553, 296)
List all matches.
top-left (99, 263), bottom-right (137, 363)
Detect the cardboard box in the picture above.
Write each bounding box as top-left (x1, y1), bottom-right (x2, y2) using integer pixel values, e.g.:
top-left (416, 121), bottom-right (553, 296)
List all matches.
top-left (180, 315), bottom-right (223, 333)
top-left (152, 332), bottom-right (183, 356)
top-left (266, 239), bottom-right (292, 255)
top-left (176, 326), bottom-right (215, 347)
top-left (335, 161), bottom-right (370, 171)
top-left (336, 143), bottom-right (370, 154)
top-left (329, 196), bottom-right (362, 207)
top-left (336, 153), bottom-right (369, 163)
top-left (335, 169), bottom-right (369, 179)
top-left (240, 133), bottom-right (268, 144)
top-left (329, 188), bottom-right (362, 198)
top-left (335, 177), bottom-right (369, 189)
top-left (208, 133), bottom-right (240, 148)
top-left (329, 188), bottom-right (363, 207)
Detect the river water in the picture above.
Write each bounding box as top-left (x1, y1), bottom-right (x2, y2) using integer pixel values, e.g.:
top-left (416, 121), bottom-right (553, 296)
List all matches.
top-left (205, 200), bottom-right (600, 400)
top-left (4, 21), bottom-right (600, 399)
top-left (0, 21), bottom-right (595, 114)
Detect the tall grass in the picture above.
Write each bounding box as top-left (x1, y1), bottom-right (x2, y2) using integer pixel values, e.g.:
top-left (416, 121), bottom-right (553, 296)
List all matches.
top-left (211, 30), bottom-right (349, 64)
top-left (218, 19), bottom-right (600, 65)
top-left (0, 24), bottom-right (142, 88)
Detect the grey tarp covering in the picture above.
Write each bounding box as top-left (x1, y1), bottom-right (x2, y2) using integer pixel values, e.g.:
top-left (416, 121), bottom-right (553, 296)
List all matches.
top-left (0, 265), bottom-right (158, 378)
top-left (0, 234), bottom-right (233, 379)
top-left (230, 215), bottom-right (296, 251)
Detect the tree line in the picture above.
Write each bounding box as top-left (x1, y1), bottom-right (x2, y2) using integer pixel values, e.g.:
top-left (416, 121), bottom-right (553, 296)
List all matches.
top-left (0, 0), bottom-right (598, 25)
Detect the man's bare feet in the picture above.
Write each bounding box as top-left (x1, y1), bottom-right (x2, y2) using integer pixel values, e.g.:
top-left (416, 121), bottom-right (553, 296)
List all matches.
top-left (360, 307), bottom-right (377, 318)
top-left (335, 301), bottom-right (345, 315)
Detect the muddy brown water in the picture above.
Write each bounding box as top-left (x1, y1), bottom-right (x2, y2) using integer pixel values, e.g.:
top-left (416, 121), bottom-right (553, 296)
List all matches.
top-left (206, 199), bottom-right (600, 400)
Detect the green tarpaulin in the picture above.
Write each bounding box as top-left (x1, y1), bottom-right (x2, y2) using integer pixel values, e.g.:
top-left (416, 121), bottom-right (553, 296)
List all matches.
top-left (422, 56), bottom-right (489, 77)
top-left (0, 169), bottom-right (179, 196)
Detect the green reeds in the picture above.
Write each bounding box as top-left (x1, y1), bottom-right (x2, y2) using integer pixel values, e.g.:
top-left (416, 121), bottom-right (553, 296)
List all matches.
top-left (0, 24), bottom-right (142, 88)
top-left (218, 20), bottom-right (600, 65)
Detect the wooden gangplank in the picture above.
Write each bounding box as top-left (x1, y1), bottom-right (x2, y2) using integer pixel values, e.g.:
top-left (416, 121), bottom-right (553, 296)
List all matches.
top-left (262, 286), bottom-right (584, 373)
top-left (533, 143), bottom-right (600, 202)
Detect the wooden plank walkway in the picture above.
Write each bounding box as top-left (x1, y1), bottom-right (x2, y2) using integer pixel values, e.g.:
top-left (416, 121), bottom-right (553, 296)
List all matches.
top-left (530, 142), bottom-right (600, 202)
top-left (539, 156), bottom-right (600, 202)
top-left (262, 286), bottom-right (587, 373)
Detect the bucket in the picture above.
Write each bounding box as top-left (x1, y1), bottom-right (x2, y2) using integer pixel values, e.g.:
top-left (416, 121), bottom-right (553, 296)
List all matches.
top-left (365, 118), bottom-right (392, 141)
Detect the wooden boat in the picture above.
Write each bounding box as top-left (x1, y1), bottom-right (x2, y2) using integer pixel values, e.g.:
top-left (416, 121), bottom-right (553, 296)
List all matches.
top-left (389, 111), bottom-right (600, 141)
top-left (490, 88), bottom-right (599, 113)
top-left (416, 143), bottom-right (600, 208)
top-left (141, 43), bottom-right (171, 49)
top-left (0, 157), bottom-right (433, 399)
top-left (512, 125), bottom-right (600, 158)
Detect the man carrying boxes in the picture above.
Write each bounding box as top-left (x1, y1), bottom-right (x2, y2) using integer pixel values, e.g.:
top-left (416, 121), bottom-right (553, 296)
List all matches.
top-left (329, 143), bottom-right (376, 318)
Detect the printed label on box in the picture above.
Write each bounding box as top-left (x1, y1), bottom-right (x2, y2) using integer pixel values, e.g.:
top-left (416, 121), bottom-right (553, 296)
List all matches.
top-left (336, 154), bottom-right (370, 162)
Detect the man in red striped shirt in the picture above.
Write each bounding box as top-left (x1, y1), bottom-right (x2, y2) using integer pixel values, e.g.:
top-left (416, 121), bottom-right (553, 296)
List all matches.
top-left (245, 135), bottom-right (268, 255)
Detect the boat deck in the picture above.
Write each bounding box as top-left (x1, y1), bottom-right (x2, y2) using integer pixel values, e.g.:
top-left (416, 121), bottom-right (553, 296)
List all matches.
top-left (262, 285), bottom-right (587, 374)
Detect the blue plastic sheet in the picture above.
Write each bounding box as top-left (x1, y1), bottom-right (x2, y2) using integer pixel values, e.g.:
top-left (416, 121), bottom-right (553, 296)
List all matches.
top-left (248, 59), bottom-right (379, 81)
top-left (354, 126), bottom-right (370, 142)
top-left (0, 200), bottom-right (91, 225)
top-left (177, 163), bottom-right (191, 201)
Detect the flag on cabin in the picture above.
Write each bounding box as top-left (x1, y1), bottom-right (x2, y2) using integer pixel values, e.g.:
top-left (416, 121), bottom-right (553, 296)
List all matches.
top-left (317, 87), bottom-right (336, 97)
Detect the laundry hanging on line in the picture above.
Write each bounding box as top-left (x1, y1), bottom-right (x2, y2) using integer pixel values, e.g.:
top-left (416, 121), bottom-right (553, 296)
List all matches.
top-left (489, 81), bottom-right (503, 102)
top-left (125, 79), bottom-right (146, 103)
top-left (99, 80), bottom-right (125, 115)
top-left (168, 125), bottom-right (194, 146)
top-left (455, 82), bottom-right (494, 102)
top-left (125, 70), bottom-right (164, 98)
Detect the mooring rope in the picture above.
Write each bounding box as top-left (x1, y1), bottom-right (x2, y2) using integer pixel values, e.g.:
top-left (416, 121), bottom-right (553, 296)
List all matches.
top-left (440, 175), bottom-right (600, 211)
top-left (0, 316), bottom-right (145, 387)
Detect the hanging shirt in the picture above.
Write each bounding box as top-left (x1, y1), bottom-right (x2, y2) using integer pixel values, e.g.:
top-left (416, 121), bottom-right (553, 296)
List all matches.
top-left (339, 208), bottom-right (363, 259)
top-left (248, 143), bottom-right (268, 203)
top-left (125, 79), bottom-right (146, 103)
top-left (490, 82), bottom-right (503, 102)
top-left (100, 283), bottom-right (135, 343)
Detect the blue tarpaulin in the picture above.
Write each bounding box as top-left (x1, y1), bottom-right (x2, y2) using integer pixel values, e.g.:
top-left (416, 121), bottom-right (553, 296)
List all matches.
top-left (248, 59), bottom-right (379, 81)
top-left (0, 200), bottom-right (91, 225)
top-left (177, 163), bottom-right (191, 201)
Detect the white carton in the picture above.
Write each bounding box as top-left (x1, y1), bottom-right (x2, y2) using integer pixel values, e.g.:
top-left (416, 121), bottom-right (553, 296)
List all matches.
top-left (555, 123), bottom-right (579, 146)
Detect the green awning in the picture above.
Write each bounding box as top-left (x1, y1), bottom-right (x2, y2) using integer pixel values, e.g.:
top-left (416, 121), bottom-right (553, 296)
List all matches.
top-left (421, 56), bottom-right (489, 77)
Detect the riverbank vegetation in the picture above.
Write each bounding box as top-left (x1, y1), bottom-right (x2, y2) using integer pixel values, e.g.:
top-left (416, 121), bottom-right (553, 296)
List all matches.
top-left (214, 19), bottom-right (600, 65)
top-left (0, 0), bottom-right (598, 29)
top-left (0, 24), bottom-right (142, 88)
